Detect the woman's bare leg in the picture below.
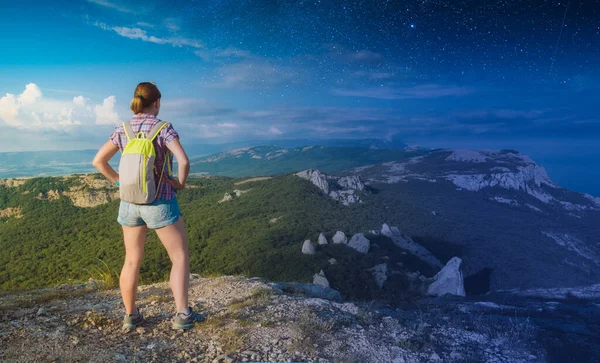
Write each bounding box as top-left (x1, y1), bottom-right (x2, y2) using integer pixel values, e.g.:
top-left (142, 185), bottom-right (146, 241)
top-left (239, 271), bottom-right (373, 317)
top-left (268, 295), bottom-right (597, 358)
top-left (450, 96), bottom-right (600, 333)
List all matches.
top-left (155, 217), bottom-right (189, 312)
top-left (121, 225), bottom-right (148, 314)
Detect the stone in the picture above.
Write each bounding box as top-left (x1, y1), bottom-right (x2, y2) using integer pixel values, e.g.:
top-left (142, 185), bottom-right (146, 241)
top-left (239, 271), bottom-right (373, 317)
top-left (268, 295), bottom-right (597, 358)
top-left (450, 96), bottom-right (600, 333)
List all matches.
top-left (328, 258), bottom-right (337, 265)
top-left (301, 240), bottom-right (316, 255)
top-left (427, 257), bottom-right (466, 297)
top-left (36, 307), bottom-right (48, 316)
top-left (332, 231), bottom-right (347, 244)
top-left (313, 270), bottom-right (329, 287)
top-left (348, 233), bottom-right (370, 254)
top-left (369, 263), bottom-right (388, 288)
top-left (318, 233), bottom-right (328, 245)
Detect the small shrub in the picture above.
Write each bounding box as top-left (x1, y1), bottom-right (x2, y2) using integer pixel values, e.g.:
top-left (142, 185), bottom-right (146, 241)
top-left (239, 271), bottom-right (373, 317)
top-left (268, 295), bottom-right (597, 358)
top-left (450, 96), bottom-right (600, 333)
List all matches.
top-left (85, 260), bottom-right (119, 290)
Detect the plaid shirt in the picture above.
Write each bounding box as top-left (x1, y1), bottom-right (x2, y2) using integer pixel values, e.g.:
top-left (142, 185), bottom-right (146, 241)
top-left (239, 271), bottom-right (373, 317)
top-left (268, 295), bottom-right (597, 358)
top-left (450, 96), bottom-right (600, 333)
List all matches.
top-left (109, 113), bottom-right (179, 201)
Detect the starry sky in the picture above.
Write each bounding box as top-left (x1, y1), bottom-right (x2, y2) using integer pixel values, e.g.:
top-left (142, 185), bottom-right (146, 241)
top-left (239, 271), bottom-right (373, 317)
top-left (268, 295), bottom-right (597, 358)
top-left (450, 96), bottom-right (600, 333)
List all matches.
top-left (0, 0), bottom-right (598, 195)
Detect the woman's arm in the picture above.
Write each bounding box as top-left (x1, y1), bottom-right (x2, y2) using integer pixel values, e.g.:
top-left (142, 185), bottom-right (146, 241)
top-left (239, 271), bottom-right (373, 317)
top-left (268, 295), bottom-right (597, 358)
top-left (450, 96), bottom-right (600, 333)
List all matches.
top-left (166, 138), bottom-right (190, 190)
top-left (92, 140), bottom-right (120, 183)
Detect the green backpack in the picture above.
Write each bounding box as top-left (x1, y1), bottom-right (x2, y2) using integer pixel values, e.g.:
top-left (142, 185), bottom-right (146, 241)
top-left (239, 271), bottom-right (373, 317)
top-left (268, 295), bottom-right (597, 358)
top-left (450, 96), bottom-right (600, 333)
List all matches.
top-left (118, 121), bottom-right (171, 204)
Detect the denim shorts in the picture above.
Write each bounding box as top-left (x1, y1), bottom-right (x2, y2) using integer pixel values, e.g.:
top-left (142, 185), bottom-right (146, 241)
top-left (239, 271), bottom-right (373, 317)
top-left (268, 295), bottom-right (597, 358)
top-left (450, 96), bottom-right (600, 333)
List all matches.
top-left (117, 198), bottom-right (181, 229)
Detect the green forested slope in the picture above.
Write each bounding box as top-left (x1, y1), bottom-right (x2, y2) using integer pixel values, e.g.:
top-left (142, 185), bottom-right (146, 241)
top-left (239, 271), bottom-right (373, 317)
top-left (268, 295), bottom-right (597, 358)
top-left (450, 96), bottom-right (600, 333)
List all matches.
top-left (0, 174), bottom-right (386, 292)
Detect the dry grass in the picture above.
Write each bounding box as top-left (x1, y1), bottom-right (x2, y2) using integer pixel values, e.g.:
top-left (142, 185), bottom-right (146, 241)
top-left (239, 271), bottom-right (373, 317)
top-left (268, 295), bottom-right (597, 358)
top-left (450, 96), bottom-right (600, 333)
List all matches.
top-left (290, 305), bottom-right (336, 353)
top-left (218, 327), bottom-right (247, 354)
top-left (228, 286), bottom-right (273, 312)
top-left (85, 260), bottom-right (119, 290)
top-left (148, 294), bottom-right (172, 303)
top-left (0, 289), bottom-right (90, 311)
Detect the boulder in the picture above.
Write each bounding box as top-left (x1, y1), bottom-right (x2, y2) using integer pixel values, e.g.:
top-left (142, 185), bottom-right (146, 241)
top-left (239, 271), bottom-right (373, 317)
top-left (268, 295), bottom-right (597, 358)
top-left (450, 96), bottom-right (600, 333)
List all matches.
top-left (332, 231), bottom-right (347, 244)
top-left (348, 233), bottom-right (370, 254)
top-left (369, 263), bottom-right (388, 288)
top-left (328, 258), bottom-right (337, 265)
top-left (313, 270), bottom-right (329, 287)
top-left (318, 233), bottom-right (328, 245)
top-left (301, 240), bottom-right (316, 255)
top-left (427, 257), bottom-right (466, 297)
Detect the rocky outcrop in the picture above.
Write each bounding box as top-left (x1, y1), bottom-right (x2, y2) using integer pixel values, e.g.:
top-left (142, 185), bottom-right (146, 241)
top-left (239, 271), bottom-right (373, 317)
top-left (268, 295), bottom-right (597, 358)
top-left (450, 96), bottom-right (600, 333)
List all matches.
top-left (218, 189), bottom-right (251, 204)
top-left (369, 263), bottom-right (388, 288)
top-left (0, 207), bottom-right (23, 219)
top-left (295, 169), bottom-right (366, 205)
top-left (66, 189), bottom-right (119, 208)
top-left (348, 233), bottom-right (370, 254)
top-left (312, 270), bottom-right (330, 287)
top-left (295, 169), bottom-right (330, 194)
top-left (329, 189), bottom-right (360, 206)
top-left (427, 257), bottom-right (466, 297)
top-left (0, 178), bottom-right (27, 188)
top-left (337, 175), bottom-right (365, 191)
top-left (381, 224), bottom-right (443, 268)
top-left (318, 233), bottom-right (328, 245)
top-left (301, 240), bottom-right (316, 255)
top-left (332, 231), bottom-right (347, 244)
top-left (218, 193), bottom-right (234, 203)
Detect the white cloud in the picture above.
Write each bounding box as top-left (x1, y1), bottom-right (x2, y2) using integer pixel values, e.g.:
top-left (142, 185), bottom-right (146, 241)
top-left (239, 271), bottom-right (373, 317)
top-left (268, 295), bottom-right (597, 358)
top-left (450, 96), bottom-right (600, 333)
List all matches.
top-left (163, 18), bottom-right (181, 32)
top-left (268, 127), bottom-right (282, 135)
top-left (94, 21), bottom-right (204, 49)
top-left (0, 84), bottom-right (121, 130)
top-left (331, 84), bottom-right (474, 100)
top-left (73, 96), bottom-right (88, 107)
top-left (87, 0), bottom-right (135, 13)
top-left (207, 60), bottom-right (303, 89)
top-left (217, 123), bottom-right (239, 128)
top-left (194, 46), bottom-right (254, 61)
top-left (95, 96), bottom-right (121, 125)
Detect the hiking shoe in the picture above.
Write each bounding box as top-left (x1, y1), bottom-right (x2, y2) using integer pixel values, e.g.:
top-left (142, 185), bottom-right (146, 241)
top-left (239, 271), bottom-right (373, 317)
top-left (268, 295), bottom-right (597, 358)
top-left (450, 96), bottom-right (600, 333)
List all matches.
top-left (172, 307), bottom-right (205, 330)
top-left (122, 309), bottom-right (144, 330)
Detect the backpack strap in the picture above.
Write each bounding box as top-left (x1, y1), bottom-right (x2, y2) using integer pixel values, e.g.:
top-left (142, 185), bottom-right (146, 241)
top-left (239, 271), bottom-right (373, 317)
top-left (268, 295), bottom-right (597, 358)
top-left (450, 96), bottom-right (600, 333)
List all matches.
top-left (122, 122), bottom-right (135, 141)
top-left (148, 121), bottom-right (170, 142)
top-left (149, 121), bottom-right (172, 199)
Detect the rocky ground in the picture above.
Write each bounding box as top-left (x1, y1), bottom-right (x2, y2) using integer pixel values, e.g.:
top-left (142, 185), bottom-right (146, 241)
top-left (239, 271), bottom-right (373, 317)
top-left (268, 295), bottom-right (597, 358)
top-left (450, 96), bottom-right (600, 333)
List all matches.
top-left (1, 276), bottom-right (598, 363)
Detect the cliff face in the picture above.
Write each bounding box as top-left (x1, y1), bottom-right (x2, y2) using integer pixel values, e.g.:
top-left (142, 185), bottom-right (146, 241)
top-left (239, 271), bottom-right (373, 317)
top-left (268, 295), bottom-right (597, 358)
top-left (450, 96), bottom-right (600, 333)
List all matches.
top-left (1, 275), bottom-right (598, 362)
top-left (0, 207), bottom-right (22, 219)
top-left (2, 175), bottom-right (119, 209)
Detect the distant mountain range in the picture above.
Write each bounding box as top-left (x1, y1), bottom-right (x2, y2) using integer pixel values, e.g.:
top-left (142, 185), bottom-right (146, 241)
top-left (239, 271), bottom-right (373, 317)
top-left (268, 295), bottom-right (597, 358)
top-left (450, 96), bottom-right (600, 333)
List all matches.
top-left (189, 145), bottom-right (429, 177)
top-left (0, 138), bottom-right (409, 179)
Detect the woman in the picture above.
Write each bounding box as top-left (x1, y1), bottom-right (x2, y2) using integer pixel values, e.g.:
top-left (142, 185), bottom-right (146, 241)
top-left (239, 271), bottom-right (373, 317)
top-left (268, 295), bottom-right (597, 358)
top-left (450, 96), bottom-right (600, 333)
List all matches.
top-left (92, 82), bottom-right (204, 330)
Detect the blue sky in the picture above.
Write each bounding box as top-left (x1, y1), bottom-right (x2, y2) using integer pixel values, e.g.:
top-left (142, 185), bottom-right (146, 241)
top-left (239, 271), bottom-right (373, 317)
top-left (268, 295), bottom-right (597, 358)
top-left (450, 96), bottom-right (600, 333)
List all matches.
top-left (0, 0), bottom-right (598, 195)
